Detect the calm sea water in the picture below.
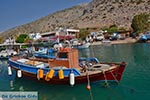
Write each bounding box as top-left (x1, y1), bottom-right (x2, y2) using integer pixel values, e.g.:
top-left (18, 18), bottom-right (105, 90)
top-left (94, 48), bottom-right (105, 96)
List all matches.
top-left (1, 43), bottom-right (150, 100)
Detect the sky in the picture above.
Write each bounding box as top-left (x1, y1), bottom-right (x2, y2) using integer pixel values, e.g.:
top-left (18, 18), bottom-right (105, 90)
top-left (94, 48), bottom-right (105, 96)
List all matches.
top-left (0, 0), bottom-right (92, 32)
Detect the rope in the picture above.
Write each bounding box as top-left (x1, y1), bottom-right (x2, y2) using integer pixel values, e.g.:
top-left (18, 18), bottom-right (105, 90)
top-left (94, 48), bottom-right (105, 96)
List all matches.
top-left (103, 71), bottom-right (109, 87)
top-left (110, 70), bottom-right (119, 84)
top-left (107, 87), bottom-right (123, 100)
top-left (89, 88), bottom-right (94, 100)
top-left (86, 69), bottom-right (94, 100)
top-left (103, 70), bottom-right (123, 100)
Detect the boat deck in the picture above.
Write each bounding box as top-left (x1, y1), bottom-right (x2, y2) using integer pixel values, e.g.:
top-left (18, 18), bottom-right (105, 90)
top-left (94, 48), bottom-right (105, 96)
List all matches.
top-left (10, 57), bottom-right (119, 76)
top-left (79, 63), bottom-right (118, 76)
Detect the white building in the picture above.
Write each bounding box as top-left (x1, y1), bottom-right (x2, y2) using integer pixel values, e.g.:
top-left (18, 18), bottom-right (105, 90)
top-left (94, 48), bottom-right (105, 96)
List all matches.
top-left (29, 33), bottom-right (41, 40)
top-left (3, 37), bottom-right (15, 44)
top-left (40, 28), bottom-right (80, 42)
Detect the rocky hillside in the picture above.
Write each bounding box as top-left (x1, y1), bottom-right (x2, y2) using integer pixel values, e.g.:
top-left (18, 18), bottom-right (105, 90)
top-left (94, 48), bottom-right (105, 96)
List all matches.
top-left (1, 0), bottom-right (150, 40)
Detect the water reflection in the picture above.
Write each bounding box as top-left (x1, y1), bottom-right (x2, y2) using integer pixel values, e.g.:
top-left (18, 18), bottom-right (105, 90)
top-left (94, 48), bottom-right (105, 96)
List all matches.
top-left (0, 60), bottom-right (16, 90)
top-left (13, 77), bottom-right (92, 100)
top-left (78, 48), bottom-right (90, 57)
top-left (10, 80), bottom-right (14, 90)
top-left (1, 44), bottom-right (150, 100)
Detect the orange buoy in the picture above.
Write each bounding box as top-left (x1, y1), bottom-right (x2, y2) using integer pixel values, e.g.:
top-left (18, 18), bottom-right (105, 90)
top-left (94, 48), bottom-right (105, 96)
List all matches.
top-left (86, 85), bottom-right (91, 90)
top-left (47, 69), bottom-right (55, 79)
top-left (58, 69), bottom-right (64, 79)
top-left (37, 69), bottom-right (44, 79)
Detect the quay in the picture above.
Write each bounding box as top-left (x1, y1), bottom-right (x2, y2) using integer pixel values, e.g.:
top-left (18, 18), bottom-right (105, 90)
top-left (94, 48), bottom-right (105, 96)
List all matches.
top-left (0, 43), bottom-right (28, 47)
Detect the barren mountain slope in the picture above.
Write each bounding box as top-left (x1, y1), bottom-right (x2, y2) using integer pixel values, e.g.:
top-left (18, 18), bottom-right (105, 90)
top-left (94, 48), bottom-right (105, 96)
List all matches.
top-left (1, 0), bottom-right (150, 39)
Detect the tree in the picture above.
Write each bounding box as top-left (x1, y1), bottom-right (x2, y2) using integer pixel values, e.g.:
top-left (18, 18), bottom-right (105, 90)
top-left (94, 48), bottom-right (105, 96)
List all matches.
top-left (15, 34), bottom-right (28, 43)
top-left (102, 25), bottom-right (118, 33)
top-left (107, 24), bottom-right (118, 33)
top-left (24, 37), bottom-right (33, 43)
top-left (78, 29), bottom-right (90, 40)
top-left (131, 13), bottom-right (150, 34)
top-left (0, 36), bottom-right (3, 43)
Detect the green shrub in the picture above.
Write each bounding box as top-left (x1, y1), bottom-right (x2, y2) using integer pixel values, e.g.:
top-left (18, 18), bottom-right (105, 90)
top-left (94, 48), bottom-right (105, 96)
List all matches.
top-left (16, 34), bottom-right (28, 43)
top-left (104, 24), bottom-right (118, 33)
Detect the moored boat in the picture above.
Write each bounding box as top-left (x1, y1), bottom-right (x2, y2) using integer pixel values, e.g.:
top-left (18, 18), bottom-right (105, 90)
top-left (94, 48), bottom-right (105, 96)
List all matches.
top-left (8, 47), bottom-right (126, 85)
top-left (70, 39), bottom-right (90, 49)
top-left (33, 48), bottom-right (56, 59)
top-left (0, 50), bottom-right (17, 60)
top-left (72, 42), bottom-right (90, 49)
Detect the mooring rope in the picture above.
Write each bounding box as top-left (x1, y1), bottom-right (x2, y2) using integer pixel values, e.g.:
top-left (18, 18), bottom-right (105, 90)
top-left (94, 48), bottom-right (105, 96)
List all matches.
top-left (103, 71), bottom-right (109, 87)
top-left (107, 87), bottom-right (123, 100)
top-left (103, 70), bottom-right (123, 100)
top-left (86, 70), bottom-right (94, 100)
top-left (110, 70), bottom-right (119, 84)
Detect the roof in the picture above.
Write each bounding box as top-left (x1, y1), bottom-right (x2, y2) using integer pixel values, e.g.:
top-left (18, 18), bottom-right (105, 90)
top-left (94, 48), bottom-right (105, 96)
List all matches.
top-left (41, 31), bottom-right (56, 36)
top-left (66, 29), bottom-right (80, 32)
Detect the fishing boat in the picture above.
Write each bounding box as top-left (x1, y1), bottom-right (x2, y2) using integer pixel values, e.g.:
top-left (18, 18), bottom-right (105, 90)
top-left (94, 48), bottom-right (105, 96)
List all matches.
top-left (34, 48), bottom-right (56, 59)
top-left (8, 47), bottom-right (126, 85)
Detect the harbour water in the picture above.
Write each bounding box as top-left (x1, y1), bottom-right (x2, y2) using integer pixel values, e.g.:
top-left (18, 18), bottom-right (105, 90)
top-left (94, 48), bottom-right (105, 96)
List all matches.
top-left (0, 43), bottom-right (150, 100)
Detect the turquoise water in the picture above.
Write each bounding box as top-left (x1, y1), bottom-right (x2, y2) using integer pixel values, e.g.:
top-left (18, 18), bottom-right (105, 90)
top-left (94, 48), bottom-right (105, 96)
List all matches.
top-left (1, 43), bottom-right (150, 100)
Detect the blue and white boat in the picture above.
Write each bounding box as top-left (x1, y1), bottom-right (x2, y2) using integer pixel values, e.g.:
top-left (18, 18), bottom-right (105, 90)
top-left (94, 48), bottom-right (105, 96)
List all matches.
top-left (34, 48), bottom-right (56, 59)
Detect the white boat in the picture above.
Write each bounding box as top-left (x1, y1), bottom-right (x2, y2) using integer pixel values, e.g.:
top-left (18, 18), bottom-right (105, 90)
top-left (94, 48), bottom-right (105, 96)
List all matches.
top-left (70, 39), bottom-right (90, 49)
top-left (72, 42), bottom-right (90, 49)
top-left (101, 39), bottom-right (111, 45)
top-left (0, 50), bottom-right (17, 59)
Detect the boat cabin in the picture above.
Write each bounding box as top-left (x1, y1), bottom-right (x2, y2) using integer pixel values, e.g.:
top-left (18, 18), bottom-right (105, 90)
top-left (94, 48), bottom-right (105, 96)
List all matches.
top-left (48, 48), bottom-right (80, 68)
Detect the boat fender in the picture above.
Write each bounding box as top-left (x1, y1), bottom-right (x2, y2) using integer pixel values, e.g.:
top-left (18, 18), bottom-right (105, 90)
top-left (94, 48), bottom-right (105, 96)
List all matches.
top-left (69, 72), bottom-right (75, 86)
top-left (45, 72), bottom-right (50, 81)
top-left (8, 66), bottom-right (12, 75)
top-left (17, 70), bottom-right (22, 78)
top-left (47, 69), bottom-right (55, 79)
top-left (37, 69), bottom-right (44, 79)
top-left (58, 69), bottom-right (64, 79)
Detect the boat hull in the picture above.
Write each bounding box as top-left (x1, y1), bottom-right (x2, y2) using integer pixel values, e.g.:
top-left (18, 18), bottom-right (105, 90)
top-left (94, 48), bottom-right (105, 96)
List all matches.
top-left (72, 43), bottom-right (90, 49)
top-left (8, 59), bottom-right (126, 85)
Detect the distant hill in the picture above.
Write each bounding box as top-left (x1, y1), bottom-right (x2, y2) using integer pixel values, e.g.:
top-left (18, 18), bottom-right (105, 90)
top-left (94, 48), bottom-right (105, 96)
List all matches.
top-left (1, 0), bottom-right (150, 40)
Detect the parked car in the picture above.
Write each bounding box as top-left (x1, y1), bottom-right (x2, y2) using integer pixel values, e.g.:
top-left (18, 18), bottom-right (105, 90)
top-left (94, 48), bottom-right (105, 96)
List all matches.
top-left (95, 34), bottom-right (105, 41)
top-left (130, 32), bottom-right (137, 38)
top-left (109, 32), bottom-right (125, 40)
top-left (139, 34), bottom-right (147, 42)
top-left (139, 32), bottom-right (150, 42)
top-left (144, 32), bottom-right (150, 40)
top-left (109, 33), bottom-right (119, 40)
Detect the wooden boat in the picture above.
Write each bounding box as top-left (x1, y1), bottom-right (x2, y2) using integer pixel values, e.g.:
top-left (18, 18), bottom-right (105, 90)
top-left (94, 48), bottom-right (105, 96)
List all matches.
top-left (8, 47), bottom-right (126, 85)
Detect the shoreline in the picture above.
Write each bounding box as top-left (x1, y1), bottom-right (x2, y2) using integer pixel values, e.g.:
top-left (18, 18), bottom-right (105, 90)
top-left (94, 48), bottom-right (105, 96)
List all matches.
top-left (91, 37), bottom-right (137, 45)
